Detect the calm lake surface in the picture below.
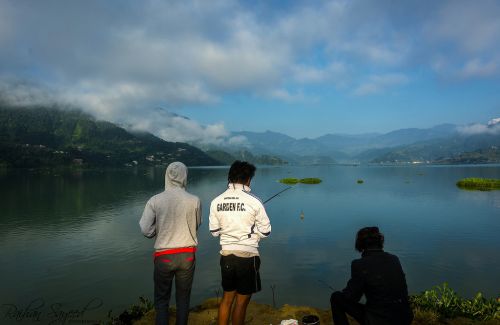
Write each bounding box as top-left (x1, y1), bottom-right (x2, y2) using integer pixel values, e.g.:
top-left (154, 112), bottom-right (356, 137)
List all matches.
top-left (1, 165), bottom-right (499, 323)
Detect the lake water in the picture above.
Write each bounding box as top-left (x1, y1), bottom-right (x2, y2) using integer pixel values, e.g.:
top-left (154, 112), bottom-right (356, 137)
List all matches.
top-left (1, 165), bottom-right (499, 323)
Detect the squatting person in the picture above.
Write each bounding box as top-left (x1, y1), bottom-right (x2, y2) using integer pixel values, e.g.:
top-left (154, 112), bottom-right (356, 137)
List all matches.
top-left (209, 161), bottom-right (272, 325)
top-left (139, 162), bottom-right (202, 325)
top-left (330, 226), bottom-right (413, 325)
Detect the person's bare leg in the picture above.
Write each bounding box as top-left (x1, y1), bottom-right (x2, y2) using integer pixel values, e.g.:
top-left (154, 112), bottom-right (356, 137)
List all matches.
top-left (231, 293), bottom-right (252, 325)
top-left (218, 291), bottom-right (236, 325)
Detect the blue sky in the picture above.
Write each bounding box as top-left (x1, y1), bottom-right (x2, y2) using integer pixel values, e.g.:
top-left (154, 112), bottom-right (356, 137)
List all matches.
top-left (0, 0), bottom-right (499, 143)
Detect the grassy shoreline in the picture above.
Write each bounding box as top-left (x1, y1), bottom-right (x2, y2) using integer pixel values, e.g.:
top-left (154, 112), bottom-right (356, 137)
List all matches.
top-left (110, 284), bottom-right (500, 325)
top-left (120, 299), bottom-right (500, 325)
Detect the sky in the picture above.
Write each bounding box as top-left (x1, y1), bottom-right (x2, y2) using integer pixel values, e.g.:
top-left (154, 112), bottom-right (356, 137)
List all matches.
top-left (0, 0), bottom-right (499, 144)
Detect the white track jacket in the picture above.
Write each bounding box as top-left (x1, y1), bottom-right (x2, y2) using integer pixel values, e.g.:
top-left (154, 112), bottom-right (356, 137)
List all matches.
top-left (209, 183), bottom-right (271, 254)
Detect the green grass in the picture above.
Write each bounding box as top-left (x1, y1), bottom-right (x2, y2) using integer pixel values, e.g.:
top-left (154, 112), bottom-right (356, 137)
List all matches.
top-left (410, 283), bottom-right (500, 321)
top-left (279, 177), bottom-right (322, 185)
top-left (456, 178), bottom-right (500, 191)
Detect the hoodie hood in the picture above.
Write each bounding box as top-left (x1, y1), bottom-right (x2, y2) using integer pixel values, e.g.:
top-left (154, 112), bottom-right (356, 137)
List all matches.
top-left (165, 162), bottom-right (188, 189)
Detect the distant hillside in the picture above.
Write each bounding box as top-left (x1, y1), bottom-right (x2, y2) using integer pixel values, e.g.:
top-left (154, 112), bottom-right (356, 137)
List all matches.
top-left (370, 134), bottom-right (500, 164)
top-left (229, 125), bottom-right (458, 163)
top-left (434, 146), bottom-right (500, 164)
top-left (231, 130), bottom-right (343, 163)
top-left (226, 123), bottom-right (500, 164)
top-left (0, 106), bottom-right (220, 167)
top-left (205, 149), bottom-right (287, 165)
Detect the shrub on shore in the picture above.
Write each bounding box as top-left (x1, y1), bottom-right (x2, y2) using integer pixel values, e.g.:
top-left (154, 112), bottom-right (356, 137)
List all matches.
top-left (410, 283), bottom-right (500, 321)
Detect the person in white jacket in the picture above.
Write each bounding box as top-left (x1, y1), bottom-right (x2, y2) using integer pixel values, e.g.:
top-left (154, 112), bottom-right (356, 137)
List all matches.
top-left (209, 161), bottom-right (271, 325)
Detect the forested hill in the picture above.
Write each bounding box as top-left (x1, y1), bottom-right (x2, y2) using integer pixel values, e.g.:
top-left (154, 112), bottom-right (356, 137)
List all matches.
top-left (0, 105), bottom-right (220, 167)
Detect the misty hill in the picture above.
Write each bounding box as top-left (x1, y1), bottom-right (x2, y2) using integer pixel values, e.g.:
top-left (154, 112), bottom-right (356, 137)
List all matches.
top-left (227, 123), bottom-right (499, 164)
top-left (370, 133), bottom-right (500, 163)
top-left (316, 124), bottom-right (458, 154)
top-left (230, 125), bottom-right (458, 162)
top-left (232, 130), bottom-right (343, 163)
top-left (205, 149), bottom-right (287, 165)
top-left (434, 147), bottom-right (500, 164)
top-left (0, 106), bottom-right (220, 168)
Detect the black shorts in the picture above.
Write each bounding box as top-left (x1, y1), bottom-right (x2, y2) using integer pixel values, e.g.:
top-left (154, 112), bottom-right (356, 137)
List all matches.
top-left (220, 254), bottom-right (261, 295)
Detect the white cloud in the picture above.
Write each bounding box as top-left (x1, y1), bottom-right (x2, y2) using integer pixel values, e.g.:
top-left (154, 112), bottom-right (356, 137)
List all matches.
top-left (427, 0), bottom-right (500, 55)
top-left (425, 0), bottom-right (500, 79)
top-left (0, 79), bottom-right (56, 106)
top-left (292, 62), bottom-right (348, 84)
top-left (458, 59), bottom-right (498, 79)
top-left (132, 110), bottom-right (247, 147)
top-left (0, 0), bottom-right (424, 109)
top-left (457, 118), bottom-right (500, 135)
top-left (487, 118), bottom-right (500, 127)
top-left (352, 74), bottom-right (409, 96)
top-left (0, 78), bottom-right (238, 146)
top-left (265, 88), bottom-right (307, 103)
top-left (227, 135), bottom-right (249, 146)
top-left (1, 0), bottom-right (499, 139)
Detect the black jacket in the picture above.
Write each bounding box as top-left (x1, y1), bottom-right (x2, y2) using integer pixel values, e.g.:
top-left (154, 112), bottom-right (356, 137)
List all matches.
top-left (342, 249), bottom-right (413, 325)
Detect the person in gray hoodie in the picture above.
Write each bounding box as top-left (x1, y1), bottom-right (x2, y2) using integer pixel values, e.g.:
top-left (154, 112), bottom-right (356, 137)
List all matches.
top-left (140, 162), bottom-right (201, 325)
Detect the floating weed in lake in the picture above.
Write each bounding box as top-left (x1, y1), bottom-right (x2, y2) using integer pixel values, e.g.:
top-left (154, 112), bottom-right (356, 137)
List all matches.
top-left (357, 179), bottom-right (364, 184)
top-left (456, 178), bottom-right (500, 191)
top-left (280, 177), bottom-right (299, 185)
top-left (279, 177), bottom-right (322, 185)
top-left (300, 177), bottom-right (322, 184)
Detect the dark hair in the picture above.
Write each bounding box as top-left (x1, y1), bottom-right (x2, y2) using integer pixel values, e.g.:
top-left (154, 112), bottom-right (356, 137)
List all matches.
top-left (228, 160), bottom-right (256, 184)
top-left (355, 226), bottom-right (384, 252)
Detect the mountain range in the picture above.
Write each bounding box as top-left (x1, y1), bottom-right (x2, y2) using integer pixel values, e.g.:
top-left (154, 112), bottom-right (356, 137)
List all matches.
top-left (221, 123), bottom-right (500, 164)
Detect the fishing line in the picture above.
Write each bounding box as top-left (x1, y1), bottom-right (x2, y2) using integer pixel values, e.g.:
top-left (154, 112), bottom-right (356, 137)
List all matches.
top-left (263, 186), bottom-right (293, 204)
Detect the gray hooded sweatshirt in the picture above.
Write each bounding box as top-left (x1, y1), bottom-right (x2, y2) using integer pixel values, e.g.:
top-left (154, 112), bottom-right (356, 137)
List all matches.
top-left (139, 162), bottom-right (201, 251)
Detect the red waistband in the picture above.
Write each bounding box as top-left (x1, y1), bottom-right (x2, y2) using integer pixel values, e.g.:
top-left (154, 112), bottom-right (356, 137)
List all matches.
top-left (154, 247), bottom-right (197, 258)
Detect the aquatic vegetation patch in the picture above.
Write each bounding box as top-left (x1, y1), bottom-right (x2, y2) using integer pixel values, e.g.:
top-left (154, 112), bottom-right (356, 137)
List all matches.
top-left (456, 178), bottom-right (500, 191)
top-left (279, 177), bottom-right (322, 185)
top-left (279, 178), bottom-right (300, 185)
top-left (357, 179), bottom-right (364, 184)
top-left (410, 283), bottom-right (500, 321)
top-left (299, 178), bottom-right (322, 184)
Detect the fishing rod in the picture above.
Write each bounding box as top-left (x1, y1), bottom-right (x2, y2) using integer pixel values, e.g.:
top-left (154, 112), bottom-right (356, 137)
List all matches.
top-left (317, 279), bottom-right (335, 291)
top-left (263, 186), bottom-right (293, 204)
